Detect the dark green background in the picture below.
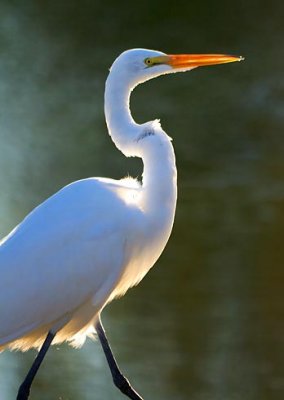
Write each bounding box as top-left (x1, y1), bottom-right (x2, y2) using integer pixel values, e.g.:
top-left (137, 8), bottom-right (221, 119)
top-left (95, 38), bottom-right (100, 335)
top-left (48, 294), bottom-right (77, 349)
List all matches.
top-left (0, 1), bottom-right (283, 399)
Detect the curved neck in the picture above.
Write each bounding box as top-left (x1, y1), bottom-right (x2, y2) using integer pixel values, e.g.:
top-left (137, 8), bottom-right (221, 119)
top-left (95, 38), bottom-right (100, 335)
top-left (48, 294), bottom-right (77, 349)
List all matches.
top-left (104, 71), bottom-right (177, 219)
top-left (105, 73), bottom-right (139, 157)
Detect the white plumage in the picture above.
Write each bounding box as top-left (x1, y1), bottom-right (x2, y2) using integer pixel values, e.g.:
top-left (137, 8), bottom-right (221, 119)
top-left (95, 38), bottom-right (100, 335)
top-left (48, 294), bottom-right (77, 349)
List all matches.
top-left (0, 48), bottom-right (242, 356)
top-left (0, 50), bottom-right (178, 352)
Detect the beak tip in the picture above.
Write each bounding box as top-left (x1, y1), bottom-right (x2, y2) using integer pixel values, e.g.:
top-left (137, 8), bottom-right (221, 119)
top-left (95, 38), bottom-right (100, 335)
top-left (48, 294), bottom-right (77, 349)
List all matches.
top-left (239, 55), bottom-right (245, 62)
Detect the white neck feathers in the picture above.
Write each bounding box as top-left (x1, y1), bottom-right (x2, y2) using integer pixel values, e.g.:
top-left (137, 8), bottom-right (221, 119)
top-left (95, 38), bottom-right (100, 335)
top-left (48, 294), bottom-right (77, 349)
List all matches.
top-left (104, 68), bottom-right (177, 217)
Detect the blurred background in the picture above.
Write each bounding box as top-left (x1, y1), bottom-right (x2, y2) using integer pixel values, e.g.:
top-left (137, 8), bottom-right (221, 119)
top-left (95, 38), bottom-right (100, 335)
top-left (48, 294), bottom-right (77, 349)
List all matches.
top-left (0, 0), bottom-right (283, 399)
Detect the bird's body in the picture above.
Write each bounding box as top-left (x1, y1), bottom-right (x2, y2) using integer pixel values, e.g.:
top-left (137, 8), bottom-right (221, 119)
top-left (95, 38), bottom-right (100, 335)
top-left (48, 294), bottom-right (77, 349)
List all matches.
top-left (0, 48), bottom-right (242, 399)
top-left (0, 136), bottom-right (176, 351)
top-left (0, 50), bottom-right (177, 351)
top-left (0, 143), bottom-right (176, 352)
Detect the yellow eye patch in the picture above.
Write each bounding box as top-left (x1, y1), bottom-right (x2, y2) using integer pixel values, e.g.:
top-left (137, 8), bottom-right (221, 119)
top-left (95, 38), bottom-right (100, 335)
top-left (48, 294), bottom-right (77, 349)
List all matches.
top-left (144, 58), bottom-right (154, 66)
top-left (144, 56), bottom-right (170, 67)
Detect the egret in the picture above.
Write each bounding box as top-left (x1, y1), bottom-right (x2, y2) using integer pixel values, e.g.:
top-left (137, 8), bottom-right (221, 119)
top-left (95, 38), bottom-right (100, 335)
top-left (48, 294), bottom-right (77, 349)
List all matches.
top-left (0, 49), bottom-right (243, 400)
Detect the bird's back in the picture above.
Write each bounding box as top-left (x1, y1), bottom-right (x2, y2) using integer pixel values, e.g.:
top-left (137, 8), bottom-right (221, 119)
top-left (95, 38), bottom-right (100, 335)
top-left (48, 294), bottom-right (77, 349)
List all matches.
top-left (0, 177), bottom-right (144, 350)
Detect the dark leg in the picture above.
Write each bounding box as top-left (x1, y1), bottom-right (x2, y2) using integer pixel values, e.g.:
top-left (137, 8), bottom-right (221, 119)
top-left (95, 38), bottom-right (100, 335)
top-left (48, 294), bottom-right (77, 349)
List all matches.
top-left (95, 317), bottom-right (144, 400)
top-left (17, 331), bottom-right (55, 400)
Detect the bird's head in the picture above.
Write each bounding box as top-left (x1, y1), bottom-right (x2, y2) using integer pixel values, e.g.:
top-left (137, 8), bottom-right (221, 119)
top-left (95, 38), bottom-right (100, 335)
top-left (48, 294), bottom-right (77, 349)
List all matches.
top-left (109, 48), bottom-right (244, 88)
top-left (106, 48), bottom-right (243, 157)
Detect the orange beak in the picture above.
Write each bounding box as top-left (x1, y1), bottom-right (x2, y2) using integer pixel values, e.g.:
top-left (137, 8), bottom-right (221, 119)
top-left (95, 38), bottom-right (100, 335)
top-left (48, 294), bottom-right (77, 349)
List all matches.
top-left (166, 53), bottom-right (244, 69)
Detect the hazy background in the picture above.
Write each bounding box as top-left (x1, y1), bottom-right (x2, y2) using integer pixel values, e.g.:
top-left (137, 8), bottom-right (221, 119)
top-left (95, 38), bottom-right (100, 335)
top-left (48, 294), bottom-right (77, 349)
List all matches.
top-left (0, 1), bottom-right (283, 399)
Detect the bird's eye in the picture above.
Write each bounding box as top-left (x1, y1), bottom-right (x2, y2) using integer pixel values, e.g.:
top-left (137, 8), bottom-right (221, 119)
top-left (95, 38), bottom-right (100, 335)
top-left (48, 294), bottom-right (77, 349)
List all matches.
top-left (144, 58), bottom-right (154, 67)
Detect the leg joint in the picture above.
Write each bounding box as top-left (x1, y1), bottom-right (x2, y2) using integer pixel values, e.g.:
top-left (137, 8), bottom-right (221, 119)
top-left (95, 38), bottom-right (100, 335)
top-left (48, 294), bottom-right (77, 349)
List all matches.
top-left (113, 372), bottom-right (131, 394)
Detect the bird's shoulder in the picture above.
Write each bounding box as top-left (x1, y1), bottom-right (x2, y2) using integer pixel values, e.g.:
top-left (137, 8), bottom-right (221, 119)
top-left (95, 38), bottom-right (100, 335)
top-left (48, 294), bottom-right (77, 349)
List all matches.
top-left (0, 177), bottom-right (143, 250)
top-left (49, 176), bottom-right (141, 207)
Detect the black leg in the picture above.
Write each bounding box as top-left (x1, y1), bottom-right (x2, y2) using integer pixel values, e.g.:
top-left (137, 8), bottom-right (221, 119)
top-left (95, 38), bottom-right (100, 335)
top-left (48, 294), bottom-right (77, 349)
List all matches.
top-left (95, 317), bottom-right (144, 400)
top-left (17, 331), bottom-right (55, 400)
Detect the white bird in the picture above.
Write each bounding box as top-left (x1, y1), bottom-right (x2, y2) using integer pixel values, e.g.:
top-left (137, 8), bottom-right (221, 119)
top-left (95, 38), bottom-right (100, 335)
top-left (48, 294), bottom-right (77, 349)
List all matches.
top-left (0, 49), bottom-right (243, 400)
